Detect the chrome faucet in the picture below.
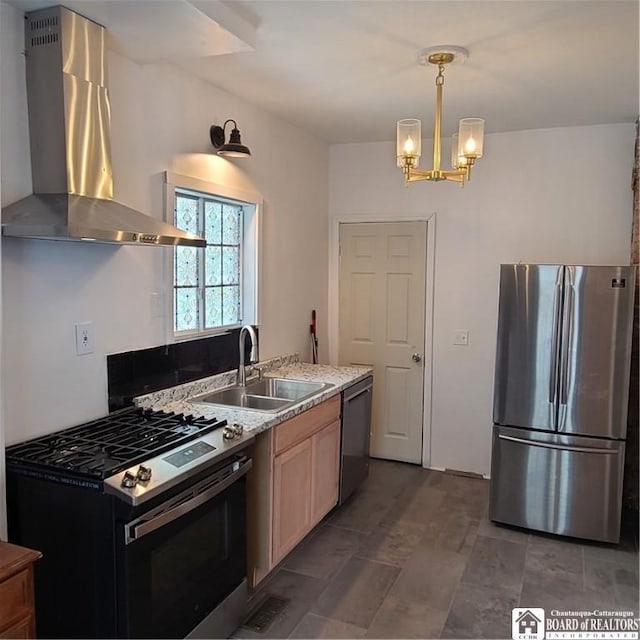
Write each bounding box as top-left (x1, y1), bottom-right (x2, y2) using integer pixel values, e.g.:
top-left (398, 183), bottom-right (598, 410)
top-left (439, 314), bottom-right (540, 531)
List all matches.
top-left (238, 324), bottom-right (259, 386)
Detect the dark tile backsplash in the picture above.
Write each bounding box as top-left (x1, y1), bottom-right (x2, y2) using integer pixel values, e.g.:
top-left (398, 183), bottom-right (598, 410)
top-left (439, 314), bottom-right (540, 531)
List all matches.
top-left (107, 328), bottom-right (256, 411)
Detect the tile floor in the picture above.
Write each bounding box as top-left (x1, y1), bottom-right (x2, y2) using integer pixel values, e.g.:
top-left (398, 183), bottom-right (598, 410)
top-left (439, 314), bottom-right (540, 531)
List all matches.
top-left (235, 459), bottom-right (639, 639)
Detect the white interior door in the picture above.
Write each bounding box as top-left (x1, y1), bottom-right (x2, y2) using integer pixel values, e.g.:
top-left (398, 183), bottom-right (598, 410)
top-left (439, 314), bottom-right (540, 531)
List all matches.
top-left (338, 221), bottom-right (427, 464)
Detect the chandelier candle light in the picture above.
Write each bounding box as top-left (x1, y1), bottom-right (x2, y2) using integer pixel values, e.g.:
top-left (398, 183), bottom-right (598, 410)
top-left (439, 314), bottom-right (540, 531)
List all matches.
top-left (397, 46), bottom-right (484, 186)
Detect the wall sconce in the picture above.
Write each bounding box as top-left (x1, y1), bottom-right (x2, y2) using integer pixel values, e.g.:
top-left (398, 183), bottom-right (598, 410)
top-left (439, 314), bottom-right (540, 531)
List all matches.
top-left (209, 119), bottom-right (251, 158)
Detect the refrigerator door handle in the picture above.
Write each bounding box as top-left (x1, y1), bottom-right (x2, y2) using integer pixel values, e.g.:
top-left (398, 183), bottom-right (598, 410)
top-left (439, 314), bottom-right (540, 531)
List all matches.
top-left (559, 281), bottom-right (575, 405)
top-left (548, 282), bottom-right (562, 403)
top-left (497, 433), bottom-right (617, 455)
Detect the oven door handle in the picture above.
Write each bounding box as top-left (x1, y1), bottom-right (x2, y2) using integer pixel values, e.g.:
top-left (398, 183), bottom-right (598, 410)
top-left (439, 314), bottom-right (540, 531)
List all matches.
top-left (125, 458), bottom-right (252, 544)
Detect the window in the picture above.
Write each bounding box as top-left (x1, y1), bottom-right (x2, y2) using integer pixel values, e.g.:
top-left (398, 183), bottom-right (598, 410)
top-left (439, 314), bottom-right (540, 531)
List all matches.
top-left (165, 172), bottom-right (261, 338)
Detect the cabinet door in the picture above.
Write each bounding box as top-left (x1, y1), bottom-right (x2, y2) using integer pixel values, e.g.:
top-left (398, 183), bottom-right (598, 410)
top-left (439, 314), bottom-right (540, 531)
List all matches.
top-left (311, 420), bottom-right (341, 526)
top-left (0, 569), bottom-right (34, 639)
top-left (272, 438), bottom-right (313, 565)
top-left (0, 614), bottom-right (33, 639)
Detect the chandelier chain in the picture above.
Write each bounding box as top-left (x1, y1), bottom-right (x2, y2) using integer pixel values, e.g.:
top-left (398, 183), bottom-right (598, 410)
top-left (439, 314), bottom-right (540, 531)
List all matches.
top-left (436, 63), bottom-right (445, 86)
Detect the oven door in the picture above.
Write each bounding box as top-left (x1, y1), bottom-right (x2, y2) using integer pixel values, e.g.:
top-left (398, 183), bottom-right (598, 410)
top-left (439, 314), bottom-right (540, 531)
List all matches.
top-left (116, 455), bottom-right (251, 639)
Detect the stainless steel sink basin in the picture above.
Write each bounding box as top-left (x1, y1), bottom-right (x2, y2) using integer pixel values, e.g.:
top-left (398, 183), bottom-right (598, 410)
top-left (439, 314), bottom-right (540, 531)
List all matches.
top-left (245, 378), bottom-right (331, 401)
top-left (188, 377), bottom-right (334, 412)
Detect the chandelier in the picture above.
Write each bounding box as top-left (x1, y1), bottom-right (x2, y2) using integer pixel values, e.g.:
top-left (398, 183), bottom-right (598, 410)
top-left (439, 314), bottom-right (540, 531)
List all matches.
top-left (397, 46), bottom-right (484, 186)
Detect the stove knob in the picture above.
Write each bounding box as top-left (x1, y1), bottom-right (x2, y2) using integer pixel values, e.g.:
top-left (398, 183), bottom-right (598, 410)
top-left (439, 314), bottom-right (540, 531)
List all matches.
top-left (137, 465), bottom-right (152, 482)
top-left (222, 426), bottom-right (236, 440)
top-left (121, 471), bottom-right (137, 488)
top-left (232, 423), bottom-right (244, 436)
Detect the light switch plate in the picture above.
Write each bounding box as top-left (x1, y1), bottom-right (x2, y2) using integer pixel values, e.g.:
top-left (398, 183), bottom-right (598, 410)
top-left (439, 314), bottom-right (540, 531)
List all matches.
top-left (453, 330), bottom-right (469, 346)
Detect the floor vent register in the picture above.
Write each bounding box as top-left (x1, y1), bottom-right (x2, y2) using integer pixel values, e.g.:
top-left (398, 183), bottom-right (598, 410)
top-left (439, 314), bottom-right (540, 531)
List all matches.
top-left (242, 595), bottom-right (289, 633)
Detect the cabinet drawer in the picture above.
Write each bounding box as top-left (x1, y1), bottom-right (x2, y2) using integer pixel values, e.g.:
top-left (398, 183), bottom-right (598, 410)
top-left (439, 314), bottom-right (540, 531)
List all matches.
top-left (489, 425), bottom-right (625, 543)
top-left (0, 569), bottom-right (31, 627)
top-left (274, 395), bottom-right (340, 455)
top-left (0, 614), bottom-right (33, 639)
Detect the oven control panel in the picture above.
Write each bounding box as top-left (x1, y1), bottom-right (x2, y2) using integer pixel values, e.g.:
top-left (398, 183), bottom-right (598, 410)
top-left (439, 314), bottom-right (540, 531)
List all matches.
top-left (106, 425), bottom-right (253, 504)
top-left (164, 441), bottom-right (216, 468)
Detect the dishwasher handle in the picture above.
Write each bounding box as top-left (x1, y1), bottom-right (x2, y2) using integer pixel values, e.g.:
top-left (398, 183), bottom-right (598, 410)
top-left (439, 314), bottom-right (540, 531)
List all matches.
top-left (344, 385), bottom-right (372, 403)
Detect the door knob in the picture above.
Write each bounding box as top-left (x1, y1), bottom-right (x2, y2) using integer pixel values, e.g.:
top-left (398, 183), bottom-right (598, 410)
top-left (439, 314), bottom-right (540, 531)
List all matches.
top-left (412, 353), bottom-right (422, 363)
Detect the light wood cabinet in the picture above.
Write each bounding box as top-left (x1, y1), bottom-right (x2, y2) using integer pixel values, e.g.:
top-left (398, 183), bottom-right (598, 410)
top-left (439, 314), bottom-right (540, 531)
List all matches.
top-left (247, 395), bottom-right (341, 586)
top-left (272, 438), bottom-right (313, 564)
top-left (311, 420), bottom-right (341, 525)
top-left (0, 542), bottom-right (42, 639)
top-left (274, 397), bottom-right (340, 455)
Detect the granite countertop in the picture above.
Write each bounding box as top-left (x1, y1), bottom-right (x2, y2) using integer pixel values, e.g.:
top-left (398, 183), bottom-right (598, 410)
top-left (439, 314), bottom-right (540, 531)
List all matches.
top-left (135, 355), bottom-right (372, 436)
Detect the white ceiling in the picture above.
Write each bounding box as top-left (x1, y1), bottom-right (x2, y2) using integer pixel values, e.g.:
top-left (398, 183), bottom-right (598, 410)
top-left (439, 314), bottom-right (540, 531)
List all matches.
top-left (6, 0), bottom-right (640, 144)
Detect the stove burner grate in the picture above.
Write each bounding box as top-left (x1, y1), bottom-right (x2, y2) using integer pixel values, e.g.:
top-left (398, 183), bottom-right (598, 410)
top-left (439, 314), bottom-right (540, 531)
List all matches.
top-left (6, 407), bottom-right (227, 480)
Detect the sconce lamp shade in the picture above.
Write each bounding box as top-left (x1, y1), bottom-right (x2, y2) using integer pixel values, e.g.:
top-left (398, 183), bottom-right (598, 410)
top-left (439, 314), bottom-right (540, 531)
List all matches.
top-left (457, 118), bottom-right (484, 160)
top-left (397, 119), bottom-right (421, 167)
top-left (209, 120), bottom-right (251, 158)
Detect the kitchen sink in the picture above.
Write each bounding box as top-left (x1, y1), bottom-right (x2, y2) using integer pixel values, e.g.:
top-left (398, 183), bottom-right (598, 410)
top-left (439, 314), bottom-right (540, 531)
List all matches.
top-left (188, 377), bottom-right (334, 412)
top-left (243, 378), bottom-right (331, 401)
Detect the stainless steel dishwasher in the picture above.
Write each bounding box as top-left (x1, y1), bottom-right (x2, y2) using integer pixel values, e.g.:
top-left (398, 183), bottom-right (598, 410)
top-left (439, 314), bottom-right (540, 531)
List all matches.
top-left (339, 376), bottom-right (373, 504)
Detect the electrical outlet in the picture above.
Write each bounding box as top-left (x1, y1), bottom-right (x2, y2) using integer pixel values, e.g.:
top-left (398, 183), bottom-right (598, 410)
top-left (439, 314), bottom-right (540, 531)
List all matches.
top-left (75, 322), bottom-right (94, 355)
top-left (453, 330), bottom-right (469, 346)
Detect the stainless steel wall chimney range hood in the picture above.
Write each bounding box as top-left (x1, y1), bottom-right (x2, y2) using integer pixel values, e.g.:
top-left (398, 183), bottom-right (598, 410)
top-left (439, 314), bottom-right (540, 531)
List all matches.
top-left (1, 6), bottom-right (205, 247)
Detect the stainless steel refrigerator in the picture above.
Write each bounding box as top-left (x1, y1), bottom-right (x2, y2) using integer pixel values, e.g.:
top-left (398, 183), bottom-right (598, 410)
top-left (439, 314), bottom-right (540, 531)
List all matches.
top-left (490, 264), bottom-right (636, 543)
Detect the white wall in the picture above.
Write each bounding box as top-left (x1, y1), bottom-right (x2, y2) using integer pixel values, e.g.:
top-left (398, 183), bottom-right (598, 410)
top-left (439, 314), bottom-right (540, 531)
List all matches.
top-left (0, 2), bottom-right (329, 447)
top-left (0, 0), bottom-right (30, 539)
top-left (329, 123), bottom-right (634, 476)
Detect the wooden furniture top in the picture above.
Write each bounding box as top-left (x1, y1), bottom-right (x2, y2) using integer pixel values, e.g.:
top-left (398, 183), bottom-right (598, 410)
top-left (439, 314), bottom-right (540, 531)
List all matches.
top-left (0, 542), bottom-right (42, 582)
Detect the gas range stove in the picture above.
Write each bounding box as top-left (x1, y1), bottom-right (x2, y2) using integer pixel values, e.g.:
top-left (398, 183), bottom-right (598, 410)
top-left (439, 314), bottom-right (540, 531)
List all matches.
top-left (6, 406), bottom-right (253, 505)
top-left (7, 405), bottom-right (254, 638)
